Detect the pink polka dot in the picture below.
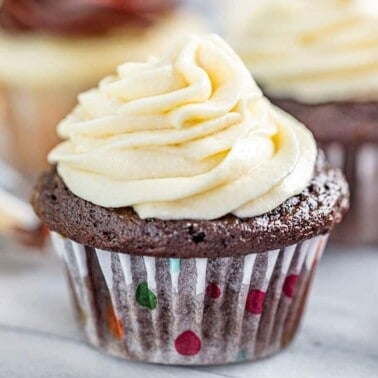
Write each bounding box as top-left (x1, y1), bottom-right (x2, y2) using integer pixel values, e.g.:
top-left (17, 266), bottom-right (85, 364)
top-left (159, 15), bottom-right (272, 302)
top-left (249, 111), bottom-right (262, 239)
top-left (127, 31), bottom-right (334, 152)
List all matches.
top-left (206, 283), bottom-right (221, 299)
top-left (175, 330), bottom-right (201, 356)
top-left (246, 289), bottom-right (266, 315)
top-left (283, 274), bottom-right (299, 298)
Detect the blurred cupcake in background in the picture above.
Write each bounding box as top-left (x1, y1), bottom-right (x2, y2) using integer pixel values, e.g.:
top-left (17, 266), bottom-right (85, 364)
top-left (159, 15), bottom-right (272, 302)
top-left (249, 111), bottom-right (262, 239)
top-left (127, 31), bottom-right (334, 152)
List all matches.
top-left (0, 187), bottom-right (47, 249)
top-left (225, 0), bottom-right (378, 244)
top-left (0, 160), bottom-right (48, 249)
top-left (0, 0), bottom-right (205, 177)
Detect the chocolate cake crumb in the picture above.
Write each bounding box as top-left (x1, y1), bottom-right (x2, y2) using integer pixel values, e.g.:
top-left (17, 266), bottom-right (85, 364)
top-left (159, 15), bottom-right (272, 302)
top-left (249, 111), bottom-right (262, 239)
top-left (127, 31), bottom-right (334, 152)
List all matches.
top-left (32, 152), bottom-right (349, 258)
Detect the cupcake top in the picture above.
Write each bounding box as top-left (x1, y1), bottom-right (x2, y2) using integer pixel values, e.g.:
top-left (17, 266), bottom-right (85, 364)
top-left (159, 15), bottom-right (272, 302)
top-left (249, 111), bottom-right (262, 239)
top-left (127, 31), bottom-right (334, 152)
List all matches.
top-left (228, 0), bottom-right (378, 103)
top-left (0, 0), bottom-right (178, 35)
top-left (48, 34), bottom-right (317, 221)
top-left (34, 151), bottom-right (348, 257)
top-left (0, 1), bottom-right (203, 88)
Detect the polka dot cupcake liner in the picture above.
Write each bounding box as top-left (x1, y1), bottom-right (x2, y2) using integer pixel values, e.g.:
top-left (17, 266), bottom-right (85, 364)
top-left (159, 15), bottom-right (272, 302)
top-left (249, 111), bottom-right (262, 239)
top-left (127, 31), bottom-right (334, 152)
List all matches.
top-left (325, 143), bottom-right (377, 244)
top-left (51, 232), bottom-right (328, 365)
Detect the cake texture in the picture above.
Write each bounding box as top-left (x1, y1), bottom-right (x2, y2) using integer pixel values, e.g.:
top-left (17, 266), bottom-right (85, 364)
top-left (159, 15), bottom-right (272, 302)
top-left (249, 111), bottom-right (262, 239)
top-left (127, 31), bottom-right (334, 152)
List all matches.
top-left (33, 152), bottom-right (348, 258)
top-left (32, 35), bottom-right (349, 365)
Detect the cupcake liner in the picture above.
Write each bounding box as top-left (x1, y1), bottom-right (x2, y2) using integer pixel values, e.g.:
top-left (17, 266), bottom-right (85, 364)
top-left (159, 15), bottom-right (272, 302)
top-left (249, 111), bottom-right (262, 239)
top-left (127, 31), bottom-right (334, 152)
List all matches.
top-left (325, 142), bottom-right (377, 244)
top-left (0, 86), bottom-right (82, 177)
top-left (51, 232), bottom-right (328, 365)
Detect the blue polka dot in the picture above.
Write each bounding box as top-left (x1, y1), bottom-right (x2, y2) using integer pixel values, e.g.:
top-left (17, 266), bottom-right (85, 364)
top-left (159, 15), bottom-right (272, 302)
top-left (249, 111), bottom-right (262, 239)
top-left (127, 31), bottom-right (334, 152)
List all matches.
top-left (169, 258), bottom-right (181, 273)
top-left (236, 350), bottom-right (249, 362)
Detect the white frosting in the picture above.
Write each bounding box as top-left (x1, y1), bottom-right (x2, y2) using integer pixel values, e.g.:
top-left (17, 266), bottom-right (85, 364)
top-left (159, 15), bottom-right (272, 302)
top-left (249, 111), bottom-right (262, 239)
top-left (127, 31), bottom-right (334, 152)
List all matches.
top-left (49, 34), bottom-right (317, 220)
top-left (228, 0), bottom-right (378, 103)
top-left (0, 11), bottom-right (204, 88)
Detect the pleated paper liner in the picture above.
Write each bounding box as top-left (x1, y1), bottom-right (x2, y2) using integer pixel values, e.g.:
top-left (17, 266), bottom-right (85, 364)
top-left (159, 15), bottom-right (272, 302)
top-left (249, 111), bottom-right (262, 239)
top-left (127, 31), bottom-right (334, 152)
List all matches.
top-left (52, 232), bottom-right (328, 365)
top-left (325, 143), bottom-right (377, 245)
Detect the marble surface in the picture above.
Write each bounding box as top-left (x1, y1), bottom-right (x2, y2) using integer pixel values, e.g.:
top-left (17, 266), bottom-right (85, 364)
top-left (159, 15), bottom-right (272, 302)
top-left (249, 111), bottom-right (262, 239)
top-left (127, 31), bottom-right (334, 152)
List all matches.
top-left (0, 240), bottom-right (377, 378)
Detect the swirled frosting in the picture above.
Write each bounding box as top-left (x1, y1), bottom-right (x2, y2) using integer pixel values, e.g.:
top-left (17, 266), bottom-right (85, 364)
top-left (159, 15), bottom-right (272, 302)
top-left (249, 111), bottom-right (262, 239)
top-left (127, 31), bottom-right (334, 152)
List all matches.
top-left (0, 0), bottom-right (178, 35)
top-left (48, 35), bottom-right (317, 220)
top-left (228, 0), bottom-right (378, 103)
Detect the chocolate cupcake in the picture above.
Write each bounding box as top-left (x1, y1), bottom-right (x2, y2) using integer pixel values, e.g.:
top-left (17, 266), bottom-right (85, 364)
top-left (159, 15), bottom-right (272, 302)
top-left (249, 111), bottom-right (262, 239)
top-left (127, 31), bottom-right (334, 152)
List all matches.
top-left (0, 0), bottom-right (205, 176)
top-left (32, 35), bottom-right (348, 365)
top-left (225, 0), bottom-right (378, 244)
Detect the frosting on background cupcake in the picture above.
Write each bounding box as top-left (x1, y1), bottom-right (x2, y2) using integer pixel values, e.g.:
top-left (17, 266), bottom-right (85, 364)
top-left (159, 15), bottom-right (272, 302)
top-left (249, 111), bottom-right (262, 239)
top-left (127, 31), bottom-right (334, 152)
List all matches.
top-left (0, 0), bottom-right (205, 88)
top-left (227, 0), bottom-right (378, 103)
top-left (49, 35), bottom-right (316, 220)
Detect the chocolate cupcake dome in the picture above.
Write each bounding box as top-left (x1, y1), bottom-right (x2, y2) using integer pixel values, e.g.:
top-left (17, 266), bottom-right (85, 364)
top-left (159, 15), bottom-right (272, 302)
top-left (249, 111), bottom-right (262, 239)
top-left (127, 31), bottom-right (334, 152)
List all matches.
top-left (33, 151), bottom-right (348, 258)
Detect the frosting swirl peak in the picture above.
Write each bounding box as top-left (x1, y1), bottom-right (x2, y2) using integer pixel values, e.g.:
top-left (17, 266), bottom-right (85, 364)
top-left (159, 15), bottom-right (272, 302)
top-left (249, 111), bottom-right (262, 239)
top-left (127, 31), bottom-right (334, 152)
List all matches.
top-left (49, 35), bottom-right (316, 220)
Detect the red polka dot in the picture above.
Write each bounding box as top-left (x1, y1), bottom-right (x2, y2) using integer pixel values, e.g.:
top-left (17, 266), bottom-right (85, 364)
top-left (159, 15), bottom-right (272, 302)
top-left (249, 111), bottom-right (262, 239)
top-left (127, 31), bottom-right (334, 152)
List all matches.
top-left (206, 282), bottom-right (221, 299)
top-left (283, 274), bottom-right (299, 298)
top-left (175, 330), bottom-right (201, 356)
top-left (246, 289), bottom-right (265, 314)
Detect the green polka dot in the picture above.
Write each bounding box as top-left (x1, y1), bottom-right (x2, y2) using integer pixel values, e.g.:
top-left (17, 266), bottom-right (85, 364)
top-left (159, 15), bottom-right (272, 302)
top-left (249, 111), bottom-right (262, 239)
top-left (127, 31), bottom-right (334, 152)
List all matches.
top-left (169, 258), bottom-right (181, 273)
top-left (77, 306), bottom-right (87, 326)
top-left (136, 282), bottom-right (157, 310)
